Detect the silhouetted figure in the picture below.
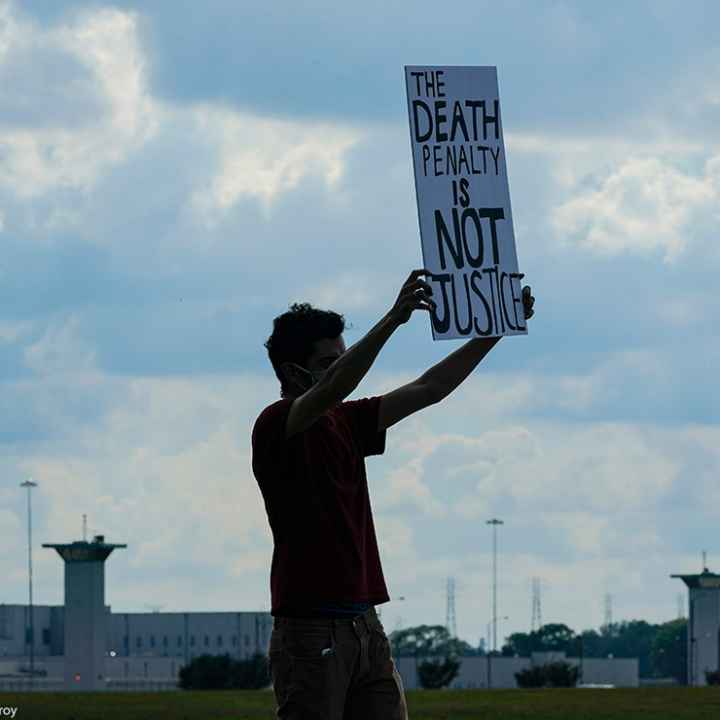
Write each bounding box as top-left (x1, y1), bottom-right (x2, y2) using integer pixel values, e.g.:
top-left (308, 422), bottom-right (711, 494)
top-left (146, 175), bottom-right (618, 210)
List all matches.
top-left (252, 270), bottom-right (534, 718)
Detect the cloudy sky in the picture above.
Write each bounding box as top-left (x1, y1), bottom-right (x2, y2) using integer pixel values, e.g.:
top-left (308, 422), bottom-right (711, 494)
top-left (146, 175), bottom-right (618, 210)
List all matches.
top-left (2, 0), bottom-right (719, 650)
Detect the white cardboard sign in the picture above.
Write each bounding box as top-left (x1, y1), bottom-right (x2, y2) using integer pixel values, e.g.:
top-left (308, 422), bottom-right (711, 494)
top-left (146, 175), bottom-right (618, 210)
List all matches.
top-left (405, 66), bottom-right (526, 340)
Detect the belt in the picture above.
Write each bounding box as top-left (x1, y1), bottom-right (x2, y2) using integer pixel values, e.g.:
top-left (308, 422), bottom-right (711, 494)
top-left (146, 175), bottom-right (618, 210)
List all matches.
top-left (275, 601), bottom-right (374, 619)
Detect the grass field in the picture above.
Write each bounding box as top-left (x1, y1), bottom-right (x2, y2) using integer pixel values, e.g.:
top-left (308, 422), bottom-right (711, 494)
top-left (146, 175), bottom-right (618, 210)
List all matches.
top-left (2, 687), bottom-right (720, 720)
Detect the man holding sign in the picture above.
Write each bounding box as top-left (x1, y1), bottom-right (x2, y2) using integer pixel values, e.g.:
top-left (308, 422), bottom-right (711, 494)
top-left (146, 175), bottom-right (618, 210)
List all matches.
top-left (251, 66), bottom-right (533, 720)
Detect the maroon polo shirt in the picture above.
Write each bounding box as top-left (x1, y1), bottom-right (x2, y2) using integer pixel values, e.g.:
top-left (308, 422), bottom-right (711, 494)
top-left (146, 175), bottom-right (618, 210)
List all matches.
top-left (251, 395), bottom-right (390, 616)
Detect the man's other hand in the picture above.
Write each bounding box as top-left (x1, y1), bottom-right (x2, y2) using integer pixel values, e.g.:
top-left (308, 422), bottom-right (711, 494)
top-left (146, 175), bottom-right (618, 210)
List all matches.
top-left (522, 285), bottom-right (535, 320)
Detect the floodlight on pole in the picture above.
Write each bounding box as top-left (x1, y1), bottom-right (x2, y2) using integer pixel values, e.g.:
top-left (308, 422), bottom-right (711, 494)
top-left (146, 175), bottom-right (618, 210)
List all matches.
top-left (486, 518), bottom-right (504, 653)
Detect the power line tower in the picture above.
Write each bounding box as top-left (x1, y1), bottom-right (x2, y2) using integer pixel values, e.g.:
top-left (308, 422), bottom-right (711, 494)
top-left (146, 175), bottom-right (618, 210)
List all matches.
top-left (446, 577), bottom-right (457, 639)
top-left (604, 593), bottom-right (613, 631)
top-left (676, 593), bottom-right (685, 619)
top-left (531, 577), bottom-right (542, 632)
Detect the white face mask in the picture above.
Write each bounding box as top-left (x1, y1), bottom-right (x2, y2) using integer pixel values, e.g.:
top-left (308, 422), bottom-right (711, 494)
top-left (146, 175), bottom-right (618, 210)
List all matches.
top-left (290, 362), bottom-right (324, 391)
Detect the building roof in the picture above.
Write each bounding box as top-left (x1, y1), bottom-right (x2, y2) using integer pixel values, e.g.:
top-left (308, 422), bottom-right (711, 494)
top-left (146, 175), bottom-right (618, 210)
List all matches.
top-left (670, 569), bottom-right (720, 588)
top-left (42, 535), bottom-right (126, 562)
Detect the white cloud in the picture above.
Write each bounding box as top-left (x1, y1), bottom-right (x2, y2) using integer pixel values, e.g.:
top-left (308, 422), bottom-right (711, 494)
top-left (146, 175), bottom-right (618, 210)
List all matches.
top-left (14, 373), bottom-right (279, 609)
top-left (1, 353), bottom-right (717, 634)
top-left (551, 155), bottom-right (718, 262)
top-left (191, 105), bottom-right (361, 221)
top-left (0, 1), bottom-right (18, 62)
top-left (379, 454), bottom-right (448, 518)
top-left (373, 514), bottom-right (417, 564)
top-left (373, 367), bottom-right (687, 572)
top-left (0, 3), bottom-right (159, 198)
top-left (505, 58), bottom-right (720, 265)
top-left (0, 1), bottom-right (360, 230)
top-left (23, 313), bottom-right (98, 376)
top-left (1, 0), bottom-right (719, 643)
top-left (294, 270), bottom-right (378, 313)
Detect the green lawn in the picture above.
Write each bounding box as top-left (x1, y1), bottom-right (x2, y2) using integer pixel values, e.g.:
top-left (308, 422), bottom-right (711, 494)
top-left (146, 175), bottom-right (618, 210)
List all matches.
top-left (2, 687), bottom-right (720, 720)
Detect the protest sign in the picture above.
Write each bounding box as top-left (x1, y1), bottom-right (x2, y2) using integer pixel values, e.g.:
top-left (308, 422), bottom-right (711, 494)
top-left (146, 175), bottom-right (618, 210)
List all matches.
top-left (405, 66), bottom-right (526, 340)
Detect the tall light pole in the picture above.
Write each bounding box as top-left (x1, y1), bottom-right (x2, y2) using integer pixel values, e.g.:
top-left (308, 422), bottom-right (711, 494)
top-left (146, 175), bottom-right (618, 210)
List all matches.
top-left (486, 615), bottom-right (509, 689)
top-left (20, 478), bottom-right (37, 684)
top-left (486, 518), bottom-right (504, 653)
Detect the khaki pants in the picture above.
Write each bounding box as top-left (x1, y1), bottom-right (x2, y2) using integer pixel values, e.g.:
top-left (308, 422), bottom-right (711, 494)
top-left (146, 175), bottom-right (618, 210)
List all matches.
top-left (268, 606), bottom-right (408, 719)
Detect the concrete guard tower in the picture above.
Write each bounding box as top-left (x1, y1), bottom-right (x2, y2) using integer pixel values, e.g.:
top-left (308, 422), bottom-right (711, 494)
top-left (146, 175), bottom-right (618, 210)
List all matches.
top-left (672, 565), bottom-right (720, 686)
top-left (43, 534), bottom-right (126, 691)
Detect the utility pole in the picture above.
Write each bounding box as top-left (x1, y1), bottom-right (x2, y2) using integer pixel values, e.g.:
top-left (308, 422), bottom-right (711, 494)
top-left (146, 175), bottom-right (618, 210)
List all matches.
top-left (486, 518), bottom-right (504, 653)
top-left (531, 577), bottom-right (542, 633)
top-left (446, 577), bottom-right (457, 639)
top-left (20, 478), bottom-right (37, 686)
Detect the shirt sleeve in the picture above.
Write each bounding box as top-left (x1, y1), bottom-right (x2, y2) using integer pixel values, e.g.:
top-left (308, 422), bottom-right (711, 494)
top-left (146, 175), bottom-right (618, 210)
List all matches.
top-left (340, 395), bottom-right (387, 457)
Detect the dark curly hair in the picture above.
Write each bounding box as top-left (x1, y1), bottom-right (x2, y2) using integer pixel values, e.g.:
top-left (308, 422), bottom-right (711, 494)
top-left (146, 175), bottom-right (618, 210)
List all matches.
top-left (264, 302), bottom-right (353, 398)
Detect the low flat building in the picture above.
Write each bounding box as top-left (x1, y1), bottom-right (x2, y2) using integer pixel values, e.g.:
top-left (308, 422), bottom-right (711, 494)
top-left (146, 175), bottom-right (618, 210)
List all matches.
top-left (0, 603), bottom-right (271, 691)
top-left (394, 651), bottom-right (638, 689)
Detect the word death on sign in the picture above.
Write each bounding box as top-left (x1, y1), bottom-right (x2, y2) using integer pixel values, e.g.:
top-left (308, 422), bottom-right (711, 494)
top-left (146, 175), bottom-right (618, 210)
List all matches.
top-left (411, 97), bottom-right (500, 144)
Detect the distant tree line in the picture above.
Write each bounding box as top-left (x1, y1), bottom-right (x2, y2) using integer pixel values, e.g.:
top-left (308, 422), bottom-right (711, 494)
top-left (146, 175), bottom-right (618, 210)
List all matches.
top-left (179, 652), bottom-right (270, 690)
top-left (177, 618), bottom-right (689, 690)
top-left (388, 618), bottom-right (688, 682)
top-left (515, 661), bottom-right (579, 688)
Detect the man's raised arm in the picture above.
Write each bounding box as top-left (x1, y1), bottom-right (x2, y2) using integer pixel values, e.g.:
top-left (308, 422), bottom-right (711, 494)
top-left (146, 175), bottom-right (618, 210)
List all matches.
top-left (419, 283), bottom-right (535, 404)
top-left (328, 269), bottom-right (436, 398)
top-left (419, 337), bottom-right (501, 404)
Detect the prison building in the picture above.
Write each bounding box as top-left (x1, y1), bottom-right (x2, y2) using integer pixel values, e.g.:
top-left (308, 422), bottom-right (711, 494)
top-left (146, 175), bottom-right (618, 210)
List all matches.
top-left (672, 567), bottom-right (720, 686)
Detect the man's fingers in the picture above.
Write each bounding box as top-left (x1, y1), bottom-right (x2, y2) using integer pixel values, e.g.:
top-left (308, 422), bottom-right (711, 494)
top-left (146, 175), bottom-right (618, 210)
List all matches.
top-left (520, 283), bottom-right (535, 320)
top-left (408, 268), bottom-right (433, 283)
top-left (406, 278), bottom-right (433, 296)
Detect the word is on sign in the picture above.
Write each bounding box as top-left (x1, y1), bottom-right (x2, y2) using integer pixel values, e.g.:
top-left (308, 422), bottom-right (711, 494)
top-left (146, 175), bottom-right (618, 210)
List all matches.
top-left (405, 66), bottom-right (526, 340)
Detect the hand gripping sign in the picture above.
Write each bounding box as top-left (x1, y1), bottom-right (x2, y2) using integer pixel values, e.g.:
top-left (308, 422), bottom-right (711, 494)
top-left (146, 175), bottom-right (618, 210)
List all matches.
top-left (405, 66), bottom-right (526, 340)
